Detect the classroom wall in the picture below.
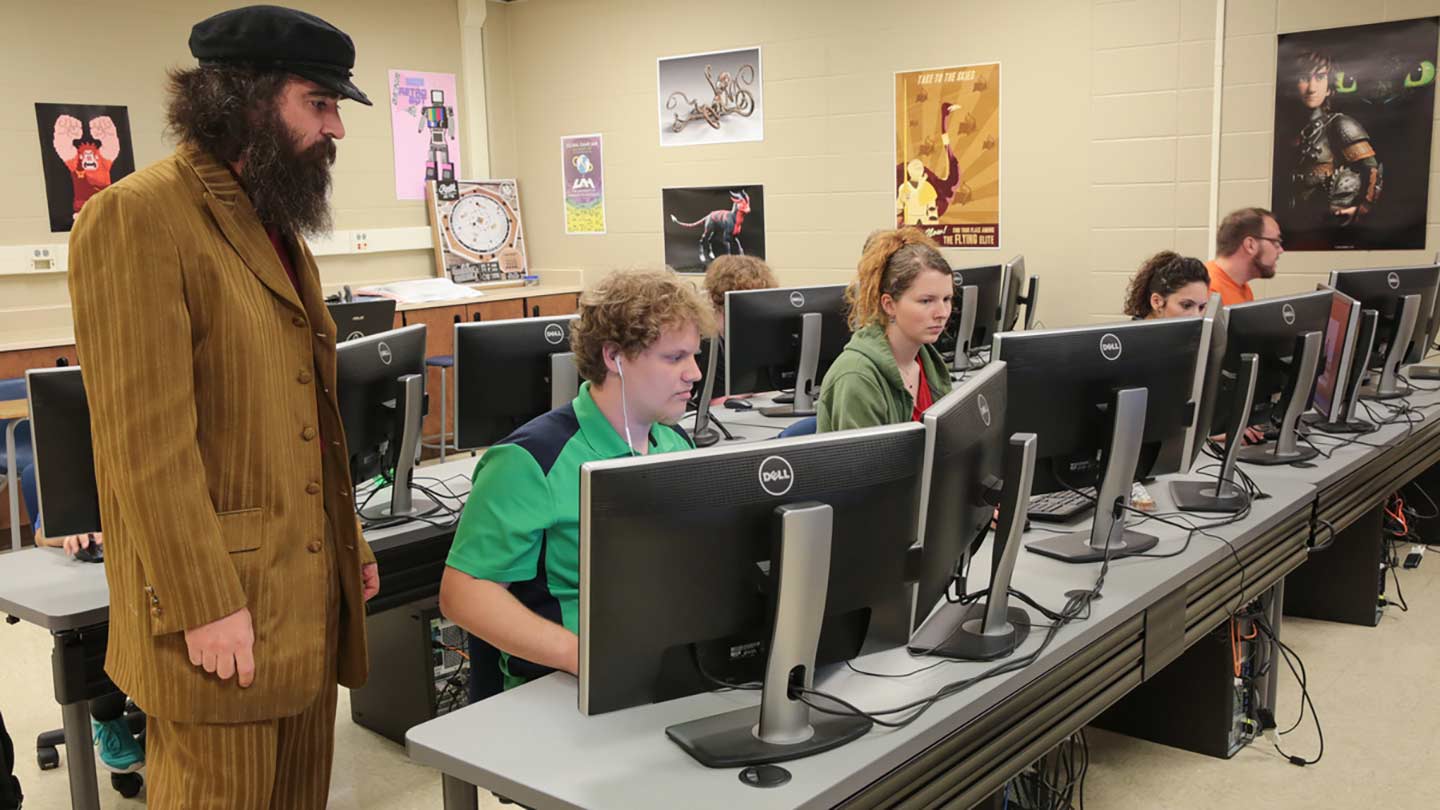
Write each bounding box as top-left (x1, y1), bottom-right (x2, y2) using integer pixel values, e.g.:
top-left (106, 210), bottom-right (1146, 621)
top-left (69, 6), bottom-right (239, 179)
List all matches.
top-left (0, 0), bottom-right (465, 345)
top-left (484, 0), bottom-right (1440, 328)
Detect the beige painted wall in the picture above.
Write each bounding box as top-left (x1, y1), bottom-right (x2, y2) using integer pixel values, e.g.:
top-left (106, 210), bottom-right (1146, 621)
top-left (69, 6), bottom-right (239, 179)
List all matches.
top-left (484, 0), bottom-right (1440, 328)
top-left (0, 0), bottom-right (465, 344)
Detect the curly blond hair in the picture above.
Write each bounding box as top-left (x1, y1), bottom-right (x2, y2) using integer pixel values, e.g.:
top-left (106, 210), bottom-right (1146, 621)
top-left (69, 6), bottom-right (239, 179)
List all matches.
top-left (703, 255), bottom-right (779, 313)
top-left (846, 228), bottom-right (950, 331)
top-left (570, 269), bottom-right (718, 384)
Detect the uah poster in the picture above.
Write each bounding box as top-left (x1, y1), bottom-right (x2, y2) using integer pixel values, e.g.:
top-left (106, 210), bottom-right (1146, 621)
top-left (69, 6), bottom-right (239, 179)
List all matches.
top-left (893, 63), bottom-right (1001, 249)
top-left (561, 134), bottom-right (606, 235)
top-left (661, 185), bottom-right (765, 274)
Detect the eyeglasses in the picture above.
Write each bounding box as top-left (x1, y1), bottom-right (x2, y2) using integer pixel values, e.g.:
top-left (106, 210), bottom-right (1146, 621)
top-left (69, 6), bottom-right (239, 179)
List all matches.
top-left (1255, 236), bottom-right (1284, 248)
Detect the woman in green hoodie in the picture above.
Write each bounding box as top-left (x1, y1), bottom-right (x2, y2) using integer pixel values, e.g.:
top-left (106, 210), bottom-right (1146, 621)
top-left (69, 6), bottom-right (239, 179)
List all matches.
top-left (818, 228), bottom-right (955, 432)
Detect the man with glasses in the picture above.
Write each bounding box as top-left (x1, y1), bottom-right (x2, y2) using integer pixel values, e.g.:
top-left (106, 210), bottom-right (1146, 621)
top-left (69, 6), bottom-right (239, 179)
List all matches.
top-left (1207, 207), bottom-right (1285, 306)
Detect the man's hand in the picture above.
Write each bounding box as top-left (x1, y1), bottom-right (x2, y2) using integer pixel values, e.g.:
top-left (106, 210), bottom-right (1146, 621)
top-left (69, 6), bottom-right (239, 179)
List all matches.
top-left (62, 532), bottom-right (102, 557)
top-left (361, 563), bottom-right (380, 602)
top-left (184, 607), bottom-right (255, 687)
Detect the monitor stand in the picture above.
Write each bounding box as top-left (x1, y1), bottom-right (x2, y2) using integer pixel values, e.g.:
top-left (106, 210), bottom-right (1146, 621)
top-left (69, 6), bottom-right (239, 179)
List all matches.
top-left (550, 352), bottom-right (579, 408)
top-left (950, 286), bottom-right (979, 375)
top-left (1027, 387), bottom-right (1158, 563)
top-left (360, 373), bottom-right (425, 522)
top-left (1360, 294), bottom-right (1420, 400)
top-left (666, 502), bottom-right (872, 768)
top-left (691, 337), bottom-right (734, 447)
top-left (1022, 275), bottom-right (1040, 330)
top-left (1307, 309), bottom-right (1378, 434)
top-left (761, 312), bottom-right (822, 418)
top-left (1239, 331), bottom-right (1322, 466)
top-left (909, 433), bottom-right (1036, 660)
top-left (1172, 353), bottom-right (1258, 512)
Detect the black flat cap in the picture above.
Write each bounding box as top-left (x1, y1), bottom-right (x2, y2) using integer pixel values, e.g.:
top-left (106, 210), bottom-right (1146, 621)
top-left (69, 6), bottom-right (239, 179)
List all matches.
top-left (189, 5), bottom-right (372, 105)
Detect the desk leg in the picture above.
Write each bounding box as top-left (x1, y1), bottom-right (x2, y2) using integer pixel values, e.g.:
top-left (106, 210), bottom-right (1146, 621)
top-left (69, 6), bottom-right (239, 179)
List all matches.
top-left (1263, 579), bottom-right (1285, 712)
top-left (442, 774), bottom-right (479, 810)
top-left (61, 698), bottom-right (101, 810)
top-left (6, 418), bottom-right (23, 552)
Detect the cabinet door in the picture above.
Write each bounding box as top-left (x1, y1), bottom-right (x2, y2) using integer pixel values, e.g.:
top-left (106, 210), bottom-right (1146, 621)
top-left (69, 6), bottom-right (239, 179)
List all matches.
top-left (399, 305), bottom-right (467, 449)
top-left (0, 345), bottom-right (79, 381)
top-left (465, 299), bottom-right (526, 323)
top-left (525, 293), bottom-right (580, 319)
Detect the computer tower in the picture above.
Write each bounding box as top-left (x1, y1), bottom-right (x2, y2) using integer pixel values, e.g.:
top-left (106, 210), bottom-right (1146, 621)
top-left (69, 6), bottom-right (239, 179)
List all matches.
top-left (1284, 505), bottom-right (1386, 626)
top-left (350, 596), bottom-right (469, 745)
top-left (1091, 612), bottom-right (1263, 759)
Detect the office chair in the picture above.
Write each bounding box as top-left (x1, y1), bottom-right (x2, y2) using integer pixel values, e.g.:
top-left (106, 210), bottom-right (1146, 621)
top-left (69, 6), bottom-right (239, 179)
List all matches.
top-left (777, 416), bottom-right (818, 438)
top-left (0, 379), bottom-right (34, 539)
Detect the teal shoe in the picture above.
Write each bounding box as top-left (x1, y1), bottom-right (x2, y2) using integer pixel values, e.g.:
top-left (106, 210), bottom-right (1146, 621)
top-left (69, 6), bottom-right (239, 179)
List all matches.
top-left (92, 718), bottom-right (144, 774)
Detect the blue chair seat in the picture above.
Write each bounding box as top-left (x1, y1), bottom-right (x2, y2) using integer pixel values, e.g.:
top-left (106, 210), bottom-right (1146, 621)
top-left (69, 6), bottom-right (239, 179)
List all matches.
top-left (778, 416), bottom-right (818, 438)
top-left (1, 376), bottom-right (33, 476)
top-left (426, 355), bottom-right (454, 368)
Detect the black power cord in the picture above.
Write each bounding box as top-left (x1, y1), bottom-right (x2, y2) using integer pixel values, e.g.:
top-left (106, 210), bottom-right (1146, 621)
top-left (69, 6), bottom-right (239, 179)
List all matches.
top-left (1254, 618), bottom-right (1323, 767)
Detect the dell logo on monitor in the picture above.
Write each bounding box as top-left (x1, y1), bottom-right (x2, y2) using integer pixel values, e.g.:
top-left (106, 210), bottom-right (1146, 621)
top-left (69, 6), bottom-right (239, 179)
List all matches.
top-left (954, 271), bottom-right (965, 286)
top-left (977, 393), bottom-right (992, 426)
top-left (346, 330), bottom-right (364, 341)
top-left (789, 291), bottom-right (806, 309)
top-left (1388, 271), bottom-right (1401, 289)
top-left (377, 342), bottom-right (393, 365)
top-left (543, 323), bottom-right (566, 345)
top-left (1282, 303), bottom-right (1296, 325)
top-left (758, 455), bottom-right (795, 496)
top-left (1099, 333), bottom-right (1122, 361)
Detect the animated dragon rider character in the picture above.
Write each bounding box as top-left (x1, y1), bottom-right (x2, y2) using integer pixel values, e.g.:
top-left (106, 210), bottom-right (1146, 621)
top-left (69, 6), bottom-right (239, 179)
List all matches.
top-left (670, 189), bottom-right (751, 264)
top-left (1286, 49), bottom-right (1382, 231)
top-left (52, 114), bottom-right (121, 220)
top-left (420, 88), bottom-right (455, 182)
top-left (896, 102), bottom-right (965, 226)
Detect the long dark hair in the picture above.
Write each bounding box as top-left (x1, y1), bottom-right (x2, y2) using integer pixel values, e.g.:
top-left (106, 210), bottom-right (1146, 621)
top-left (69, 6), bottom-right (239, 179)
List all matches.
top-left (164, 65), bottom-right (287, 162)
top-left (1123, 251), bottom-right (1209, 318)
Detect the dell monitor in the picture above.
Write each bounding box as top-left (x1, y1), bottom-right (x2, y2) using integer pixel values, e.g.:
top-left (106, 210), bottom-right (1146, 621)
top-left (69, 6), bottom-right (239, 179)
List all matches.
top-left (1303, 288), bottom-right (1379, 434)
top-left (1213, 291), bottom-right (1332, 466)
top-left (725, 285), bottom-right (849, 417)
top-left (579, 422), bottom-right (926, 767)
top-left (1329, 264), bottom-right (1440, 398)
top-left (910, 361), bottom-right (1039, 660)
top-left (328, 298), bottom-right (398, 342)
top-left (994, 318), bottom-right (1209, 562)
top-left (25, 367), bottom-right (101, 538)
top-left (937, 262), bottom-right (1005, 365)
top-left (336, 323), bottom-right (428, 523)
top-left (1001, 254), bottom-right (1039, 332)
top-left (453, 315), bottom-right (579, 449)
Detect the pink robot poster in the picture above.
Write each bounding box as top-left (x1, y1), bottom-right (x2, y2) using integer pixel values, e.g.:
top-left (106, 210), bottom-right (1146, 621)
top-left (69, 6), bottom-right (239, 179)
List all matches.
top-left (389, 69), bottom-right (461, 200)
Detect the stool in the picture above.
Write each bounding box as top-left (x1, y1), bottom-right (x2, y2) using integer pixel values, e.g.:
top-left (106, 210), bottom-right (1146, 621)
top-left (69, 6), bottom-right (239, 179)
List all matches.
top-left (423, 355), bottom-right (454, 462)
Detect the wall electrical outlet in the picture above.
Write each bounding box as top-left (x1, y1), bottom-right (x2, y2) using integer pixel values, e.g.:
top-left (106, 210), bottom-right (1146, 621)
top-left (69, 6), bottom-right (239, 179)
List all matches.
top-left (351, 231), bottom-right (370, 252)
top-left (29, 248), bottom-right (55, 272)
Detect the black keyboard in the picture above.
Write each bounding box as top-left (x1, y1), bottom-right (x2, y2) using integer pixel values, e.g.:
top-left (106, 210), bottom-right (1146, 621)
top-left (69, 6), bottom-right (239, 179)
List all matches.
top-left (1028, 488), bottom-right (1096, 523)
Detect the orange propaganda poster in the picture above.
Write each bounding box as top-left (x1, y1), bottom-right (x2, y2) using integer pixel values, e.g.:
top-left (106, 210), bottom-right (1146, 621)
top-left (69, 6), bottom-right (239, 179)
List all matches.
top-left (894, 63), bottom-right (1000, 249)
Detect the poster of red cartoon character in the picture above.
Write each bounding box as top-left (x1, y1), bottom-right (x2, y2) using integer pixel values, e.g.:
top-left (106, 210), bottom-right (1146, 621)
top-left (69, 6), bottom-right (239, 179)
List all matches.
top-left (34, 103), bottom-right (136, 232)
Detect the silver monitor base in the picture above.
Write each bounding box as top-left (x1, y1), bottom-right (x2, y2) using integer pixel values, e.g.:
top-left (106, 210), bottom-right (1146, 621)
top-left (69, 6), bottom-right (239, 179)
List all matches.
top-left (666, 705), bottom-right (871, 769)
top-left (1302, 412), bottom-right (1375, 435)
top-left (1359, 381), bottom-right (1412, 400)
top-left (907, 602), bottom-right (1031, 661)
top-left (1236, 443), bottom-right (1319, 466)
top-left (1026, 529), bottom-right (1158, 563)
top-left (760, 404), bottom-right (815, 418)
top-left (1407, 364), bottom-right (1440, 380)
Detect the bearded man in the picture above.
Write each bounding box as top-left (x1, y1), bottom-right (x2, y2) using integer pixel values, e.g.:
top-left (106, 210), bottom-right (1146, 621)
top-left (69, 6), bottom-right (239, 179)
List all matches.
top-left (66, 6), bottom-right (380, 807)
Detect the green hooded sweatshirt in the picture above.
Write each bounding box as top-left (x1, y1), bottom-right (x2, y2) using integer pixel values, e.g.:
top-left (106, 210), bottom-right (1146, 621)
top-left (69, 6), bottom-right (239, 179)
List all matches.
top-left (817, 324), bottom-right (953, 432)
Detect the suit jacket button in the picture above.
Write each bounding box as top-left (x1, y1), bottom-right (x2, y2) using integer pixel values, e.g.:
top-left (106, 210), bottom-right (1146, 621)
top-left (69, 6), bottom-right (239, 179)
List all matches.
top-left (298, 370), bottom-right (313, 384)
top-left (292, 316), bottom-right (306, 328)
top-left (306, 482), bottom-right (321, 495)
top-left (150, 606), bottom-right (163, 618)
top-left (301, 426), bottom-right (317, 441)
top-left (307, 541), bottom-right (323, 554)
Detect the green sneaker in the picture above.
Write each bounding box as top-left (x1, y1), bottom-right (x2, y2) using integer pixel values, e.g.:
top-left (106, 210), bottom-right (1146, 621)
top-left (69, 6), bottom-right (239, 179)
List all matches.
top-left (92, 718), bottom-right (144, 774)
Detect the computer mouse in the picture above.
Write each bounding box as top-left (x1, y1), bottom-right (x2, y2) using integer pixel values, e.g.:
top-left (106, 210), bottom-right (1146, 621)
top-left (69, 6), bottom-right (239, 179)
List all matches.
top-left (723, 398), bottom-right (754, 411)
top-left (73, 545), bottom-right (104, 564)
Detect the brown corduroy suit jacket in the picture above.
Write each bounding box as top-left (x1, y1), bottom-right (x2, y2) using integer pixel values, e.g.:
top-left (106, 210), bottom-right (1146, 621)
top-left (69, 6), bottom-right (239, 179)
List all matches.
top-left (67, 143), bottom-right (376, 724)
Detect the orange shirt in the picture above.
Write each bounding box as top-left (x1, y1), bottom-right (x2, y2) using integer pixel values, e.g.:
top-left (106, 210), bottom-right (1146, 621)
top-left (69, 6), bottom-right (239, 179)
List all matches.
top-left (1207, 260), bottom-right (1254, 307)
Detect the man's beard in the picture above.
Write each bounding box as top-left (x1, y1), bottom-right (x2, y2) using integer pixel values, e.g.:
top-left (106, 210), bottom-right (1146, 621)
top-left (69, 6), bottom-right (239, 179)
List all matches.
top-left (1256, 259), bottom-right (1277, 280)
top-left (239, 108), bottom-right (336, 237)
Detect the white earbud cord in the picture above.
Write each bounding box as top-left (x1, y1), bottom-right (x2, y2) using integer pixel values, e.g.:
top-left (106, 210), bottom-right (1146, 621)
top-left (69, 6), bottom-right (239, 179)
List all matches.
top-left (617, 356), bottom-right (637, 457)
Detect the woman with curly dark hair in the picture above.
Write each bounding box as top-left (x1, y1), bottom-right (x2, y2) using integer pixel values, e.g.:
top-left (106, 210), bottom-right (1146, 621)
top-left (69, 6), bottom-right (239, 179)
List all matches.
top-left (1123, 251), bottom-right (1211, 320)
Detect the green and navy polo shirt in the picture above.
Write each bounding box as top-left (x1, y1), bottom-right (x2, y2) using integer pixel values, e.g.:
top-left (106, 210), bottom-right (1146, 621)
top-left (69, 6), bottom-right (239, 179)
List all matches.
top-left (446, 381), bottom-right (694, 690)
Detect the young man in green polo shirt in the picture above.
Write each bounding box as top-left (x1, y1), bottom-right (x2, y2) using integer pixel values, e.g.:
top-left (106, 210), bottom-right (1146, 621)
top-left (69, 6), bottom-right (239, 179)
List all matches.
top-left (440, 269), bottom-right (718, 690)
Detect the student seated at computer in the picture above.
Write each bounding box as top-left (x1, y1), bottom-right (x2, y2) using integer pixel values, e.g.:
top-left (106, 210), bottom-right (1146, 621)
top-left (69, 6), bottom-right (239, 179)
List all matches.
top-left (1123, 251), bottom-right (1211, 320)
top-left (817, 228), bottom-right (953, 432)
top-left (701, 255), bottom-right (778, 404)
top-left (438, 269), bottom-right (716, 690)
